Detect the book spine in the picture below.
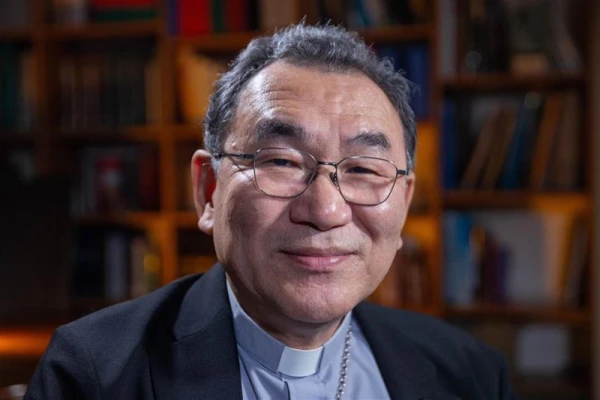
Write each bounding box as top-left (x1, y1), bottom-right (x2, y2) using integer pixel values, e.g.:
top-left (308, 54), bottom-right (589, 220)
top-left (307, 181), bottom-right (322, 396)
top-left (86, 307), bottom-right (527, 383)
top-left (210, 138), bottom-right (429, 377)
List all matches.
top-left (180, 0), bottom-right (211, 36)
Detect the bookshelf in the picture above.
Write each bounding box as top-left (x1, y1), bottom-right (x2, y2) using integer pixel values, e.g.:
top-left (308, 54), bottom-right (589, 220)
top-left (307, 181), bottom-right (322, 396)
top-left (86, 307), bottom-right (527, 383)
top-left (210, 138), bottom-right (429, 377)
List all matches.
top-left (45, 20), bottom-right (161, 40)
top-left (441, 72), bottom-right (586, 92)
top-left (0, 1), bottom-right (596, 398)
top-left (445, 304), bottom-right (591, 326)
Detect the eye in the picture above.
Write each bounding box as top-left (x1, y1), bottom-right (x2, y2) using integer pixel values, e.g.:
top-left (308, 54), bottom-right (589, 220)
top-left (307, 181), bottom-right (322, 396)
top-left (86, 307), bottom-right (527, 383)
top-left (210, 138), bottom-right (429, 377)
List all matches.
top-left (270, 158), bottom-right (295, 167)
top-left (347, 165), bottom-right (376, 174)
top-left (260, 157), bottom-right (303, 169)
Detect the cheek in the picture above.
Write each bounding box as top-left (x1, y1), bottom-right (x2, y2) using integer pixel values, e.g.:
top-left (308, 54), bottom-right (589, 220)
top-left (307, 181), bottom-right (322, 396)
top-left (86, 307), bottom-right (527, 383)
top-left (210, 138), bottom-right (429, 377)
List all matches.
top-left (363, 203), bottom-right (404, 241)
top-left (216, 182), bottom-right (288, 256)
top-left (355, 201), bottom-right (405, 269)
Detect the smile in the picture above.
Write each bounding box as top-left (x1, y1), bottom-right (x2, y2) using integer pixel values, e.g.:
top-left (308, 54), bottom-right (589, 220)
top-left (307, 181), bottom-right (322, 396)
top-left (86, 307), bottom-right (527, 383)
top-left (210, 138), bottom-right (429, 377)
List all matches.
top-left (282, 249), bottom-right (354, 272)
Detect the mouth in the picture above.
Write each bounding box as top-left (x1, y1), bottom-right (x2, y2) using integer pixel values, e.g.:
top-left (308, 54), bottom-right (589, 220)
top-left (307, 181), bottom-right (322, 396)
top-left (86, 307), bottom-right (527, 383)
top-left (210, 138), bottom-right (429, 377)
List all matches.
top-left (281, 248), bottom-right (355, 272)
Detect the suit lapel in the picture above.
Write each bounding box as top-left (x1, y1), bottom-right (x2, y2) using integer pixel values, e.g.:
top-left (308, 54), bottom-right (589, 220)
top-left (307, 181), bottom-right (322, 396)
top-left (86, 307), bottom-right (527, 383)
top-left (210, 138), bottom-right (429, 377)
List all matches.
top-left (149, 265), bottom-right (243, 400)
top-left (147, 266), bottom-right (459, 400)
top-left (354, 303), bottom-right (460, 400)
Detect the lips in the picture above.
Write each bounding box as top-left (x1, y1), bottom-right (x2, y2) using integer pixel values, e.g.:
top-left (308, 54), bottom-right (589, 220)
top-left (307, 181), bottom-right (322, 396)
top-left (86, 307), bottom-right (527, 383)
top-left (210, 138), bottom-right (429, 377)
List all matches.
top-left (281, 248), bottom-right (355, 272)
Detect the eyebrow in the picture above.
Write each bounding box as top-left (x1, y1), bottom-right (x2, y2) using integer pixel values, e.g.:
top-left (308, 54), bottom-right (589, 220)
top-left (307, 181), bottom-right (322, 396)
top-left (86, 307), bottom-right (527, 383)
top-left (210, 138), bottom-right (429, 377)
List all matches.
top-left (254, 118), bottom-right (391, 151)
top-left (345, 131), bottom-right (391, 151)
top-left (254, 119), bottom-right (308, 142)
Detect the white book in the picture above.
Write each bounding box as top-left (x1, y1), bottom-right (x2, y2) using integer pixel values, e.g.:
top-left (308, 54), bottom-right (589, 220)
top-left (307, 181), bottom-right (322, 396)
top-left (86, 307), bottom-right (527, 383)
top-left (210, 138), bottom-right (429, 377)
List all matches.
top-left (104, 231), bottom-right (128, 301)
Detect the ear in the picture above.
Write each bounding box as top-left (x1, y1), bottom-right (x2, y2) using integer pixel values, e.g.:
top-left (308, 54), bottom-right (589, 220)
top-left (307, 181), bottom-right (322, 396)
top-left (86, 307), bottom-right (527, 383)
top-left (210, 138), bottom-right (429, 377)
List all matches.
top-left (397, 172), bottom-right (416, 251)
top-left (191, 149), bottom-right (217, 235)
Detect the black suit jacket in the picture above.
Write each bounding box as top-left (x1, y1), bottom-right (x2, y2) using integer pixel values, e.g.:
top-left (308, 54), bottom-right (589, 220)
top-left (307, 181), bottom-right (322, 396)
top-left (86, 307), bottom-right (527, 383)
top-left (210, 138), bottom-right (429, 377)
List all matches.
top-left (26, 265), bottom-right (516, 400)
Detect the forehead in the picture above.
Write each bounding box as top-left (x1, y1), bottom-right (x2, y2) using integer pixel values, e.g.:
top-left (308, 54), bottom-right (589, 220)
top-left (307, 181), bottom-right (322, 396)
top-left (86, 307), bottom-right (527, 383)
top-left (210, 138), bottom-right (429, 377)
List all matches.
top-left (229, 62), bottom-right (405, 155)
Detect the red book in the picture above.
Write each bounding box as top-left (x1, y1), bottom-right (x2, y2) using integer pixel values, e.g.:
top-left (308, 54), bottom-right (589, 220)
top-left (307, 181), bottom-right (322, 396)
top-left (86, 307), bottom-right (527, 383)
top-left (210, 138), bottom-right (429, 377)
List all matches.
top-left (226, 0), bottom-right (247, 32)
top-left (180, 0), bottom-right (211, 36)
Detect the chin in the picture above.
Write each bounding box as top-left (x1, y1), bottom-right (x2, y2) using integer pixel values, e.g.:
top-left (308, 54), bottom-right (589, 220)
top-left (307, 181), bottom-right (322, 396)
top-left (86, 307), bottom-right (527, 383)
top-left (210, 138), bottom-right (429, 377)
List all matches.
top-left (276, 287), bottom-right (360, 325)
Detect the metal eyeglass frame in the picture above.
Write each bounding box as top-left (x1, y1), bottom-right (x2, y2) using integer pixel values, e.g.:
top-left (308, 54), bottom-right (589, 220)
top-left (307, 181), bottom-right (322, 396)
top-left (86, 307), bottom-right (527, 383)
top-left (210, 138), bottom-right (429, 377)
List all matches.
top-left (212, 147), bottom-right (411, 206)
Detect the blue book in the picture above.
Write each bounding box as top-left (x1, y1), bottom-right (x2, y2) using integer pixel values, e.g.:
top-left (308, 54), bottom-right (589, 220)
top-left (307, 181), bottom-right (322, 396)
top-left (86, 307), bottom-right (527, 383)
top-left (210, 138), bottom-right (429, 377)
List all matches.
top-left (441, 100), bottom-right (457, 190)
top-left (375, 44), bottom-right (405, 74)
top-left (405, 44), bottom-right (429, 120)
top-left (168, 0), bottom-right (179, 35)
top-left (499, 101), bottom-right (527, 189)
top-left (500, 97), bottom-right (539, 189)
top-left (443, 212), bottom-right (475, 305)
top-left (352, 0), bottom-right (372, 28)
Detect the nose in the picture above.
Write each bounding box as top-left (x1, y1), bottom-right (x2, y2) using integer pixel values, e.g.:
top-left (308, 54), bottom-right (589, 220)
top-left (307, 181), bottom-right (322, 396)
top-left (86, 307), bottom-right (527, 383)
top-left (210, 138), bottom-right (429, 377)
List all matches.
top-left (289, 167), bottom-right (352, 231)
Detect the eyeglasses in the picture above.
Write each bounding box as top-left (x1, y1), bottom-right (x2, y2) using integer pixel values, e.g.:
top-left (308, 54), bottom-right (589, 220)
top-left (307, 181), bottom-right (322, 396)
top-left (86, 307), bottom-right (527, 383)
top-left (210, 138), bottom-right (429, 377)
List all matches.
top-left (213, 147), bottom-right (409, 206)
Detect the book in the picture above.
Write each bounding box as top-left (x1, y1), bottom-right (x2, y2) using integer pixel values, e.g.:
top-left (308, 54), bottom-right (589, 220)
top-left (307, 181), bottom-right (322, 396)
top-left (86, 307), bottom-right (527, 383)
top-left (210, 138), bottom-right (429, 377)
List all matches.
top-left (499, 92), bottom-right (542, 189)
top-left (443, 212), bottom-right (476, 305)
top-left (440, 100), bottom-right (457, 189)
top-left (480, 104), bottom-right (518, 189)
top-left (89, 0), bottom-right (157, 22)
top-left (225, 0), bottom-right (248, 32)
top-left (516, 324), bottom-right (570, 376)
top-left (460, 105), bottom-right (502, 189)
top-left (145, 54), bottom-right (161, 125)
top-left (104, 231), bottom-right (129, 301)
top-left (51, 0), bottom-right (88, 24)
top-left (529, 93), bottom-right (566, 189)
top-left (399, 236), bottom-right (429, 306)
top-left (179, 0), bottom-right (211, 36)
top-left (177, 49), bottom-right (225, 125)
top-left (259, 0), bottom-right (297, 31)
top-left (561, 215), bottom-right (590, 306)
top-left (58, 46), bottom-right (152, 131)
top-left (76, 146), bottom-right (158, 213)
top-left (545, 91), bottom-right (581, 191)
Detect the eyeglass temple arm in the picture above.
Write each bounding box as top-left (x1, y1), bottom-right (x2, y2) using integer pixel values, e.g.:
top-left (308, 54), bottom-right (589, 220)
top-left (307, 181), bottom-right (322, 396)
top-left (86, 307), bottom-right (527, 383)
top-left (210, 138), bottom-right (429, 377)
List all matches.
top-left (213, 152), bottom-right (255, 160)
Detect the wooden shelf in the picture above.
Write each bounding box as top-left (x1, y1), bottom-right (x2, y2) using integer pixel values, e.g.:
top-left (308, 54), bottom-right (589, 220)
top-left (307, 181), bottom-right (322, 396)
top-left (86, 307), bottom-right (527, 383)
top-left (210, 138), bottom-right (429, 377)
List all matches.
top-left (442, 72), bottom-right (585, 92)
top-left (58, 126), bottom-right (161, 144)
top-left (172, 24), bottom-right (432, 53)
top-left (443, 191), bottom-right (590, 211)
top-left (358, 24), bottom-right (432, 43)
top-left (0, 326), bottom-right (55, 357)
top-left (171, 124), bottom-right (203, 142)
top-left (0, 27), bottom-right (33, 41)
top-left (173, 31), bottom-right (259, 52)
top-left (444, 304), bottom-right (590, 325)
top-left (46, 21), bottom-right (160, 41)
top-left (176, 211), bottom-right (198, 228)
top-left (72, 211), bottom-right (161, 227)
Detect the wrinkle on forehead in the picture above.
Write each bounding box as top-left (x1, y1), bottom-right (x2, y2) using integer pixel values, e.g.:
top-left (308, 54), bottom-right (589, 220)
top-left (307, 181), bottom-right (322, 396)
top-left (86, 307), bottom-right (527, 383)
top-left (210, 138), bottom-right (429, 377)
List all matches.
top-left (229, 62), bottom-right (404, 157)
top-left (241, 62), bottom-right (394, 115)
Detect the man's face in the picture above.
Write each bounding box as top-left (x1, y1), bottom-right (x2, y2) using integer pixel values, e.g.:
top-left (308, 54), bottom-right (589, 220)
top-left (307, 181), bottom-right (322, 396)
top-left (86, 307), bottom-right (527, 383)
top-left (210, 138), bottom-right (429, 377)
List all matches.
top-left (197, 61), bottom-right (414, 327)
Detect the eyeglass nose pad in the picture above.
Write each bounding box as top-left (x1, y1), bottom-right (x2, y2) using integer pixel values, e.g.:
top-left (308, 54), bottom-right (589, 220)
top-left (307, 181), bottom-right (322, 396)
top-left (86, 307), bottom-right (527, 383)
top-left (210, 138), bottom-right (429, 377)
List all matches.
top-left (329, 171), bottom-right (339, 187)
top-left (305, 170), bottom-right (317, 185)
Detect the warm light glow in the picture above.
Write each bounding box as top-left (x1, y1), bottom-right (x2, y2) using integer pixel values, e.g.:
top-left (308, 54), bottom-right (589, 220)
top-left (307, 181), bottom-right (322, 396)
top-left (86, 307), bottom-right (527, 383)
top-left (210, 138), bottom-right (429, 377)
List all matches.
top-left (0, 330), bottom-right (53, 357)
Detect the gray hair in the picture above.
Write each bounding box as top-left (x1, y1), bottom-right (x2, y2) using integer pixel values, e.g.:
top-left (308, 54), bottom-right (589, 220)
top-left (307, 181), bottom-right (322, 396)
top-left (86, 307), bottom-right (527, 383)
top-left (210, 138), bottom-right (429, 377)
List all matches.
top-left (204, 23), bottom-right (417, 171)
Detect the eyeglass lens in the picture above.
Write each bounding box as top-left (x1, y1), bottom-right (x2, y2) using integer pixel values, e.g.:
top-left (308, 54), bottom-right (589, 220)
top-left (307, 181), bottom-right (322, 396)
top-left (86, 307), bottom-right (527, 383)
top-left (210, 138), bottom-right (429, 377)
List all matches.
top-left (252, 148), bottom-right (399, 205)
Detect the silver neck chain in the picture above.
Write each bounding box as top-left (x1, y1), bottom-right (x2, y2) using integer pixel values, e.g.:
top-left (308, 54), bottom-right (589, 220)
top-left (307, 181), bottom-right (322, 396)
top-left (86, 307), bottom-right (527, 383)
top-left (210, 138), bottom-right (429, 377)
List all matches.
top-left (335, 323), bottom-right (352, 400)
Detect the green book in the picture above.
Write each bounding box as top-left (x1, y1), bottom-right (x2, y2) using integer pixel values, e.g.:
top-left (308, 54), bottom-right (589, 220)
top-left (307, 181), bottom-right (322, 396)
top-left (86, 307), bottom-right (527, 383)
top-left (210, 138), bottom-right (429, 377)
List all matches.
top-left (211, 0), bottom-right (225, 33)
top-left (91, 7), bottom-right (157, 22)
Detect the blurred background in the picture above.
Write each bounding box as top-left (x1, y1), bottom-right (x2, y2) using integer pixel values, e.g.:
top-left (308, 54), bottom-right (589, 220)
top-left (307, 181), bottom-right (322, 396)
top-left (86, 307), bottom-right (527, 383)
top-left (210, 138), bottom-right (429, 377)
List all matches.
top-left (0, 0), bottom-right (598, 399)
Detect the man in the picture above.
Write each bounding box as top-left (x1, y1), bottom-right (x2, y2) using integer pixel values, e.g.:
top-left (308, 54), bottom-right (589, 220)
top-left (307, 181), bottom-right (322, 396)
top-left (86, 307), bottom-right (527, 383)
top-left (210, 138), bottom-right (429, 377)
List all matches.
top-left (26, 24), bottom-right (516, 399)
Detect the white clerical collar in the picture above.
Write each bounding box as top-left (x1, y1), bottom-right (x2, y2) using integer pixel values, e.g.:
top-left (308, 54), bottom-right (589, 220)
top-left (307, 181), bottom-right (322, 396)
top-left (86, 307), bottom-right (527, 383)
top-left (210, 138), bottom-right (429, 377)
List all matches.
top-left (226, 278), bottom-right (352, 377)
